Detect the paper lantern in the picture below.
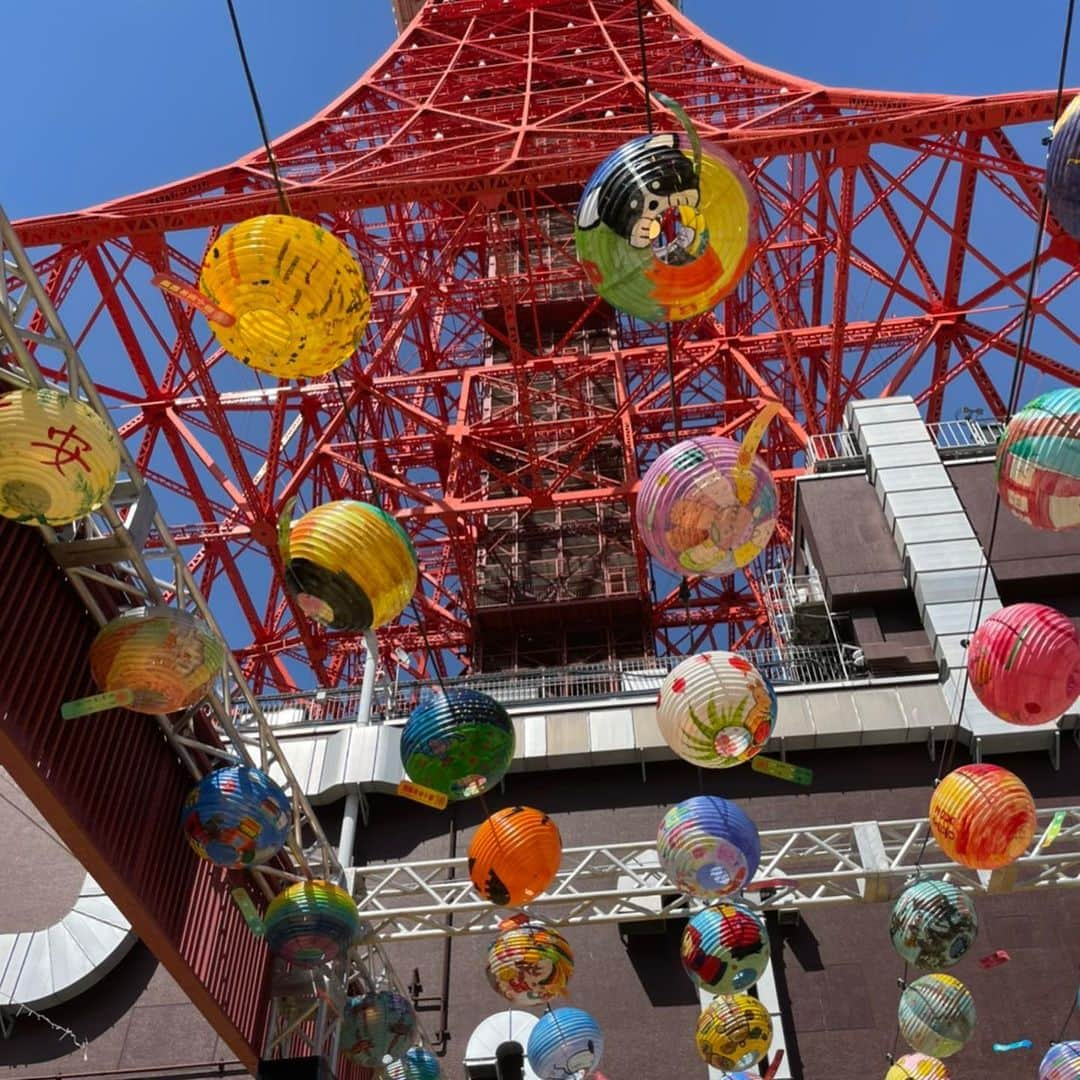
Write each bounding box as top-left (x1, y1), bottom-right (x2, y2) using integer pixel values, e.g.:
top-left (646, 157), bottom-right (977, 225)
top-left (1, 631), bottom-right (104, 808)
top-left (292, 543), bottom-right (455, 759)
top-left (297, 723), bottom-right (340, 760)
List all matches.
top-left (898, 973), bottom-right (976, 1058)
top-left (198, 214), bottom-right (370, 377)
top-left (400, 689), bottom-right (515, 801)
top-left (889, 880), bottom-right (977, 970)
top-left (281, 499), bottom-right (417, 631)
top-left (468, 806), bottom-right (562, 907)
top-left (681, 901), bottom-right (770, 994)
top-left (386, 1047), bottom-right (441, 1080)
top-left (636, 435), bottom-right (778, 578)
top-left (657, 650), bottom-right (776, 768)
top-left (263, 880), bottom-right (359, 968)
top-left (341, 990), bottom-right (416, 1067)
top-left (526, 1007), bottom-right (603, 1080)
top-left (1041, 1042), bottom-right (1080, 1080)
top-left (885, 1053), bottom-right (951, 1080)
top-left (181, 765), bottom-right (290, 868)
top-left (657, 795), bottom-right (760, 898)
top-left (996, 386), bottom-right (1080, 531)
top-left (928, 764), bottom-right (1036, 870)
top-left (1048, 96), bottom-right (1080, 240)
top-left (0, 388), bottom-right (120, 526)
top-left (88, 606), bottom-right (224, 715)
top-left (695, 993), bottom-right (772, 1072)
top-left (485, 919), bottom-right (574, 1005)
top-left (575, 130), bottom-right (757, 322)
top-left (967, 602), bottom-right (1080, 726)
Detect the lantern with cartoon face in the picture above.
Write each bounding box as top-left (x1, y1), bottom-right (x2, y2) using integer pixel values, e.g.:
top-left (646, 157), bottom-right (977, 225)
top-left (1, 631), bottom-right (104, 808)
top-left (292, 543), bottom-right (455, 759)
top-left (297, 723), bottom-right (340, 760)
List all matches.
top-left (485, 919), bottom-right (574, 1006)
top-left (657, 795), bottom-right (760, 898)
top-left (889, 880), bottom-right (977, 971)
top-left (341, 990), bottom-right (416, 1068)
top-left (468, 807), bottom-right (562, 908)
top-left (695, 993), bottom-right (772, 1073)
top-left (1040, 1042), bottom-right (1080, 1080)
top-left (681, 901), bottom-right (770, 994)
top-left (526, 1007), bottom-right (603, 1080)
top-left (885, 1054), bottom-right (951, 1080)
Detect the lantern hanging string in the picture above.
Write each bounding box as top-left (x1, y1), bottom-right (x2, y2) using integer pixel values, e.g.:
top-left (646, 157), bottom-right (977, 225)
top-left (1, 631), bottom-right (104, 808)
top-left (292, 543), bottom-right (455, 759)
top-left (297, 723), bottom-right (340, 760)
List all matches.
top-left (1055, 962), bottom-right (1080, 1041)
top-left (223, 0), bottom-right (292, 215)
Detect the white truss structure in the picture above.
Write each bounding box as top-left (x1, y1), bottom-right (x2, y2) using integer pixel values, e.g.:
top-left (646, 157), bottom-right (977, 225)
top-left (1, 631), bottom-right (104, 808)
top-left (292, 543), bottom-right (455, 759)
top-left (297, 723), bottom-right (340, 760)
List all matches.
top-left (349, 805), bottom-right (1080, 940)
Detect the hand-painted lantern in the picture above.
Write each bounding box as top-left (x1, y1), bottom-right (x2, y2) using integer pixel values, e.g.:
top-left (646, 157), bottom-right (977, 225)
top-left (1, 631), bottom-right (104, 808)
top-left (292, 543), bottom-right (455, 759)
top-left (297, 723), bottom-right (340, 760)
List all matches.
top-left (695, 993), bottom-right (772, 1072)
top-left (996, 386), bottom-right (1080, 531)
top-left (262, 879), bottom-right (360, 968)
top-left (928, 764), bottom-right (1036, 870)
top-left (485, 918), bottom-right (574, 1006)
top-left (341, 990), bottom-right (416, 1067)
top-left (657, 795), bottom-right (760, 898)
top-left (1041, 1042), bottom-right (1080, 1080)
top-left (636, 434), bottom-right (778, 578)
top-left (885, 1053), bottom-right (951, 1080)
top-left (657, 650), bottom-right (776, 768)
top-left (967, 602), bottom-right (1080, 725)
top-left (680, 901), bottom-right (770, 994)
top-left (88, 606), bottom-right (224, 715)
top-left (386, 1047), bottom-right (442, 1080)
top-left (181, 765), bottom-right (290, 869)
top-left (468, 806), bottom-right (562, 908)
top-left (889, 880), bottom-right (977, 971)
top-left (198, 214), bottom-right (370, 377)
top-left (574, 96), bottom-right (757, 323)
top-left (1047, 96), bottom-right (1080, 241)
top-left (897, 973), bottom-right (976, 1058)
top-left (0, 388), bottom-right (120, 526)
top-left (526, 1007), bottom-right (603, 1080)
top-left (400, 689), bottom-right (515, 801)
top-left (279, 499), bottom-right (417, 631)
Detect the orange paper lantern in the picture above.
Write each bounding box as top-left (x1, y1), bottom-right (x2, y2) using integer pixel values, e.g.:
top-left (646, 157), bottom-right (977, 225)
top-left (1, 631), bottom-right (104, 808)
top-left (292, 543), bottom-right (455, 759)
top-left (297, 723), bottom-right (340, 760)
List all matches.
top-left (468, 806), bottom-right (562, 908)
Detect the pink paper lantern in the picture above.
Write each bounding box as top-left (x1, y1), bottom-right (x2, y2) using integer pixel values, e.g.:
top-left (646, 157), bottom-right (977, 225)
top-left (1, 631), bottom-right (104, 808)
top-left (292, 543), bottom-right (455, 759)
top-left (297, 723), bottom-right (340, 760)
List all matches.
top-left (967, 603), bottom-right (1080, 726)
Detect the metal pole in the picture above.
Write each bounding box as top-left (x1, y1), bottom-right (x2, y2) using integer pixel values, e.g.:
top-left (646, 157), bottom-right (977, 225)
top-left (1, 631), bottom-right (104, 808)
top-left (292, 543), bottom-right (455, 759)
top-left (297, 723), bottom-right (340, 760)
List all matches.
top-left (339, 630), bottom-right (379, 873)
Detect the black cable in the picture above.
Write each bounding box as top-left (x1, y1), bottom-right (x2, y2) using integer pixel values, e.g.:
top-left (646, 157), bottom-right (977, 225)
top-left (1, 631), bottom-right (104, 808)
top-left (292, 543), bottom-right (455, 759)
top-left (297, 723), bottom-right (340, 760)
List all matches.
top-left (331, 369), bottom-right (382, 504)
top-left (634, 0), bottom-right (654, 134)
top-left (224, 0), bottom-right (292, 215)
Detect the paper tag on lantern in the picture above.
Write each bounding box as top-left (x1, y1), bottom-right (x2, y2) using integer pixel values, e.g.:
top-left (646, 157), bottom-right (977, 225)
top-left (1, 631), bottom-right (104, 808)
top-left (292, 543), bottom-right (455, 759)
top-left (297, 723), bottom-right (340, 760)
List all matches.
top-left (1037, 809), bottom-right (1067, 850)
top-left (277, 497), bottom-right (296, 564)
top-left (397, 779), bottom-right (449, 810)
top-left (992, 1040), bottom-right (1032, 1052)
top-left (651, 91), bottom-right (703, 179)
top-left (752, 756), bottom-right (813, 786)
top-left (733, 402), bottom-right (782, 503)
top-left (230, 887), bottom-right (265, 936)
top-left (762, 1050), bottom-right (785, 1079)
top-left (498, 913), bottom-right (533, 931)
top-left (61, 688), bottom-right (136, 718)
top-left (151, 272), bottom-right (236, 327)
top-left (978, 949), bottom-right (1010, 969)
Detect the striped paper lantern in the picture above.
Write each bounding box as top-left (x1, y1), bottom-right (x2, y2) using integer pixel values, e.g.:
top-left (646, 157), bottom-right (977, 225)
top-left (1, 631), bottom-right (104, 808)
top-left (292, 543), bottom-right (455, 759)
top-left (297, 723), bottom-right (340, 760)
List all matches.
top-left (898, 974), bottom-right (976, 1058)
top-left (995, 387), bottom-right (1080, 532)
top-left (283, 500), bottom-right (417, 631)
top-left (889, 880), bottom-right (977, 971)
top-left (468, 806), bottom-right (562, 908)
top-left (199, 214), bottom-right (370, 377)
top-left (88, 606), bottom-right (224, 715)
top-left (967, 602), bottom-right (1080, 726)
top-left (526, 1007), bottom-right (603, 1080)
top-left (0, 388), bottom-right (120, 526)
top-left (485, 919), bottom-right (574, 1005)
top-left (386, 1047), bottom-right (441, 1080)
top-left (341, 990), bottom-right (416, 1067)
top-left (695, 993), bottom-right (772, 1072)
top-left (657, 795), bottom-right (761, 898)
top-left (928, 764), bottom-right (1036, 870)
top-left (263, 880), bottom-right (359, 968)
top-left (1041, 1042), bottom-right (1080, 1080)
top-left (1047, 96), bottom-right (1080, 241)
top-left (657, 650), bottom-right (776, 768)
top-left (680, 901), bottom-right (770, 994)
top-left (181, 765), bottom-right (291, 869)
top-left (636, 437), bottom-right (778, 578)
top-left (885, 1053), bottom-right (951, 1080)
top-left (400, 689), bottom-right (515, 801)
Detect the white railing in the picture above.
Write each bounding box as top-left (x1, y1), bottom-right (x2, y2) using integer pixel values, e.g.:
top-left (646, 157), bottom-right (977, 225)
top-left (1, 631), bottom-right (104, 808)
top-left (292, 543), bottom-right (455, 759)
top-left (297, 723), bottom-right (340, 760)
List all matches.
top-left (927, 417), bottom-right (1005, 456)
top-left (805, 429), bottom-right (861, 471)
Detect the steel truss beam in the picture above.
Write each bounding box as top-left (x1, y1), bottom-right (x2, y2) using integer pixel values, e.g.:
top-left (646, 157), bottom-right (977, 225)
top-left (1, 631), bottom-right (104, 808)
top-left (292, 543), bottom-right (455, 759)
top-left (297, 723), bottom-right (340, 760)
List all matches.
top-left (348, 806), bottom-right (1080, 940)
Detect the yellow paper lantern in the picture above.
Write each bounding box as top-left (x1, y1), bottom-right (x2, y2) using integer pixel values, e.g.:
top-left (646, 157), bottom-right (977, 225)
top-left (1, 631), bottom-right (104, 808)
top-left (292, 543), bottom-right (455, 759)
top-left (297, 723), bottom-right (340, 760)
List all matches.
top-left (199, 215), bottom-right (370, 378)
top-left (886, 1053), bottom-right (951, 1080)
top-left (88, 606), bottom-right (224, 714)
top-left (695, 993), bottom-right (772, 1072)
top-left (0, 388), bottom-right (120, 526)
top-left (281, 500), bottom-right (417, 630)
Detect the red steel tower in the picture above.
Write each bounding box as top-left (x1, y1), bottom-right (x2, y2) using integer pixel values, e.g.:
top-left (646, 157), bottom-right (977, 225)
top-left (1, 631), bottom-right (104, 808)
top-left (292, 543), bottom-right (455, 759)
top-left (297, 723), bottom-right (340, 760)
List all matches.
top-left (12, 0), bottom-right (1080, 693)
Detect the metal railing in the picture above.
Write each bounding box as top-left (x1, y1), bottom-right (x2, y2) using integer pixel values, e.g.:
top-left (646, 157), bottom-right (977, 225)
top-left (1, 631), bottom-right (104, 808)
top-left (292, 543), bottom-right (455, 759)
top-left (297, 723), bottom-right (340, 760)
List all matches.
top-left (238, 643), bottom-right (867, 732)
top-left (805, 429), bottom-right (861, 471)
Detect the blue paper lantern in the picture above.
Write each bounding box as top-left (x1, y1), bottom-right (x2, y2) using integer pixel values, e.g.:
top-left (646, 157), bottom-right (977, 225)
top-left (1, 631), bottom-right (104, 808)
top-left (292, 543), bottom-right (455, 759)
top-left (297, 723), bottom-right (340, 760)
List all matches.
top-left (181, 765), bottom-right (291, 868)
top-left (1042, 1042), bottom-right (1080, 1080)
top-left (889, 880), bottom-right (977, 970)
top-left (342, 990), bottom-right (416, 1067)
top-left (657, 795), bottom-right (761, 897)
top-left (386, 1046), bottom-right (441, 1080)
top-left (526, 1007), bottom-right (604, 1080)
top-left (681, 901), bottom-right (770, 994)
top-left (400, 689), bottom-right (515, 801)
top-left (1048, 96), bottom-right (1080, 241)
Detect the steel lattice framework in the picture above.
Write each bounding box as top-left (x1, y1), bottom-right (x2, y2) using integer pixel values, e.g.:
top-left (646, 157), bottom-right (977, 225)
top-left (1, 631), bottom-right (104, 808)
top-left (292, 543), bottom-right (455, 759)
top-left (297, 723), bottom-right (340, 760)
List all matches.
top-left (8, 0), bottom-right (1080, 690)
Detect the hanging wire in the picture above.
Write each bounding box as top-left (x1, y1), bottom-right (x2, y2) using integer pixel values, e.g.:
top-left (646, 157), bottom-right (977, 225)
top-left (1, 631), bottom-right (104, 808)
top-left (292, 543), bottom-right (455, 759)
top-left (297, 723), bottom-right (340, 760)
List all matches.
top-left (1054, 963), bottom-right (1080, 1041)
top-left (224, 0), bottom-right (292, 215)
